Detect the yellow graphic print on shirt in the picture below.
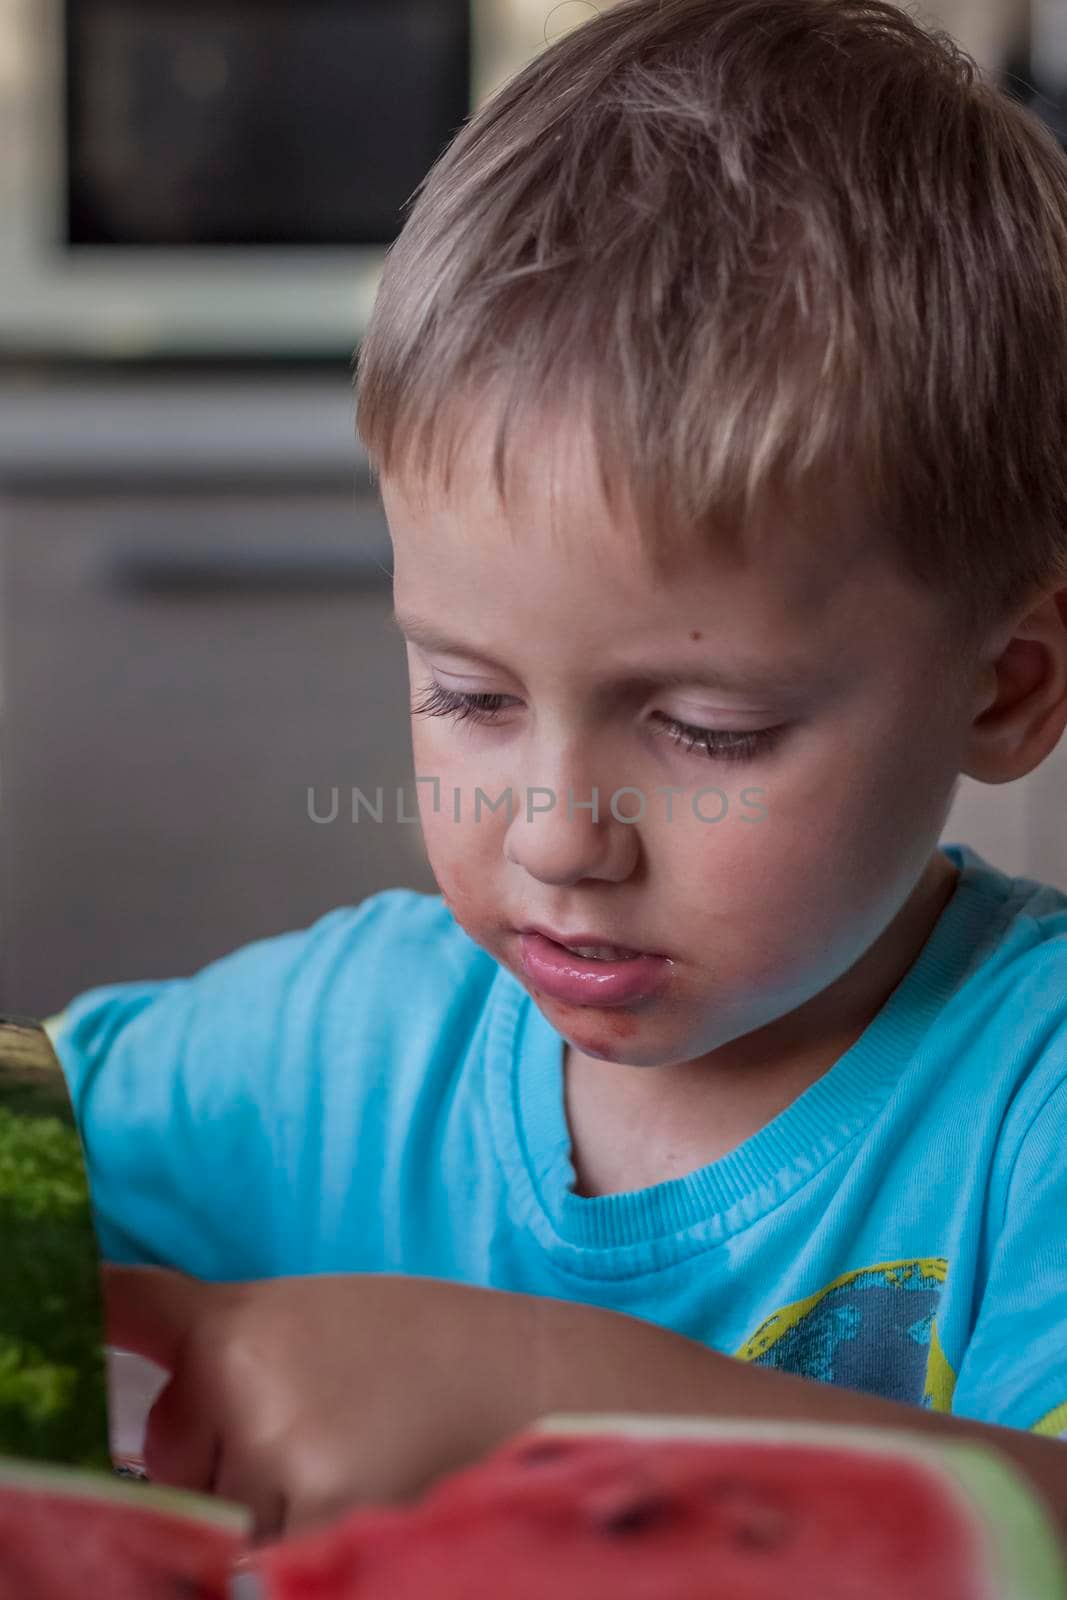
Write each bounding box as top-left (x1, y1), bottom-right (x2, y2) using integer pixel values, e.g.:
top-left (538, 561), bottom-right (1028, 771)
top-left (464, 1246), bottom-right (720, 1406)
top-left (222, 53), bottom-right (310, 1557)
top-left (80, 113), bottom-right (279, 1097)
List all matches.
top-left (735, 1258), bottom-right (956, 1412)
top-left (1032, 1400), bottom-right (1067, 1438)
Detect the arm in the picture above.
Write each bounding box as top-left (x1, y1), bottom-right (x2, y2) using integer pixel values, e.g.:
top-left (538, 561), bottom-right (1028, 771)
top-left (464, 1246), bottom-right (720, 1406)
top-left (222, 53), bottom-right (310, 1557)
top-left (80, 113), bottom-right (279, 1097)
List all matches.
top-left (105, 1267), bottom-right (1067, 1548)
top-left (521, 1291), bottom-right (1067, 1546)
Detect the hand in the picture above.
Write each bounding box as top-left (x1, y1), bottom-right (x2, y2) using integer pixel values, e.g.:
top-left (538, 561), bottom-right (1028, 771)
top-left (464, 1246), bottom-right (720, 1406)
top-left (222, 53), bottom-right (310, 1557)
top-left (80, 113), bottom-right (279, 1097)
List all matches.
top-left (103, 1267), bottom-right (542, 1538)
top-left (103, 1265), bottom-right (736, 1540)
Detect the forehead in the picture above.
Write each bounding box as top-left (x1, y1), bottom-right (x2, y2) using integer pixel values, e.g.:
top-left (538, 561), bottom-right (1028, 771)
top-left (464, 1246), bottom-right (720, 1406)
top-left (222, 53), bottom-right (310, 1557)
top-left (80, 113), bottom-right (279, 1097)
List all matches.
top-left (381, 400), bottom-right (893, 641)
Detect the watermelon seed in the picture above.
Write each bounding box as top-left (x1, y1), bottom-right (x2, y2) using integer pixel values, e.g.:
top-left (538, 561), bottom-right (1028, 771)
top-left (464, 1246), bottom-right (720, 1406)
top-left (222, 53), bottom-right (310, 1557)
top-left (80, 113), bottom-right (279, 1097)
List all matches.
top-left (587, 1491), bottom-right (674, 1536)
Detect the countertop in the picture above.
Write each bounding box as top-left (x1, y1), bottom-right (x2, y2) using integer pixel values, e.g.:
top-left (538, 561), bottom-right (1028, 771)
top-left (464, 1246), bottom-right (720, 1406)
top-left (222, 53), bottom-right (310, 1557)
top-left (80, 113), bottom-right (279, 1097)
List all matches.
top-left (0, 367), bottom-right (369, 488)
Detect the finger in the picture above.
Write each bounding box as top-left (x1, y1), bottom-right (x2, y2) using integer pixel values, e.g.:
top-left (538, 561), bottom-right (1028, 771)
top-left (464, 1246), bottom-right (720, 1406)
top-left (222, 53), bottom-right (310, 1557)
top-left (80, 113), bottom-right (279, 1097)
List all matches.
top-left (214, 1448), bottom-right (289, 1544)
top-left (102, 1264), bottom-right (213, 1371)
top-left (142, 1371), bottom-right (222, 1492)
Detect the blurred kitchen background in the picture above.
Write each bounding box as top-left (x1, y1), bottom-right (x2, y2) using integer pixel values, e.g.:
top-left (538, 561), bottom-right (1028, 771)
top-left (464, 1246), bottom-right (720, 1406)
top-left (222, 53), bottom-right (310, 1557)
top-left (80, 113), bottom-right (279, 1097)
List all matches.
top-left (0, 0), bottom-right (1065, 1018)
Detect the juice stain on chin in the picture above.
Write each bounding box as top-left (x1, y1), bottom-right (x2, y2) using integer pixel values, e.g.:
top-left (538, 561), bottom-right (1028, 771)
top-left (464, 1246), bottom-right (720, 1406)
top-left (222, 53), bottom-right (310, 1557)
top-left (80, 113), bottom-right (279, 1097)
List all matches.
top-left (597, 1010), bottom-right (640, 1042)
top-left (550, 1003), bottom-right (640, 1051)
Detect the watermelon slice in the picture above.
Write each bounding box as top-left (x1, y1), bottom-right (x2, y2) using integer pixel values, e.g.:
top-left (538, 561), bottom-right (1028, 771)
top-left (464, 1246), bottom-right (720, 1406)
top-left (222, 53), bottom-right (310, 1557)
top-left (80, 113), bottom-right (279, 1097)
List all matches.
top-left (0, 1016), bottom-right (110, 1469)
top-left (240, 1414), bottom-right (1067, 1599)
top-left (0, 1018), bottom-right (253, 1594)
top-left (0, 1453), bottom-right (251, 1600)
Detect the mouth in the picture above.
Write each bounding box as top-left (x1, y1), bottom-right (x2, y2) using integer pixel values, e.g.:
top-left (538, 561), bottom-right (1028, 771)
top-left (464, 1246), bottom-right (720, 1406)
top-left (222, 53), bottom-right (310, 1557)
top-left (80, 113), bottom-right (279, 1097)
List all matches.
top-left (517, 924), bottom-right (662, 962)
top-left (514, 926), bottom-right (672, 1007)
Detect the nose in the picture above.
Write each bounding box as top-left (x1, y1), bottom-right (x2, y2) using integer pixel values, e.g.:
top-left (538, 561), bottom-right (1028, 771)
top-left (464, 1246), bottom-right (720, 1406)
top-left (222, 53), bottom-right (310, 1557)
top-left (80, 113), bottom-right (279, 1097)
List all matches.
top-left (503, 775), bottom-right (642, 886)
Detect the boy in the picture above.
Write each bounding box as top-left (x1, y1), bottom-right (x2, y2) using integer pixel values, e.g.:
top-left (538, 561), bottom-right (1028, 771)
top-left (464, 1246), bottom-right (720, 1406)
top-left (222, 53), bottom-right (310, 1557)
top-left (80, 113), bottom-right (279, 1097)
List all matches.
top-left (57, 0), bottom-right (1067, 1544)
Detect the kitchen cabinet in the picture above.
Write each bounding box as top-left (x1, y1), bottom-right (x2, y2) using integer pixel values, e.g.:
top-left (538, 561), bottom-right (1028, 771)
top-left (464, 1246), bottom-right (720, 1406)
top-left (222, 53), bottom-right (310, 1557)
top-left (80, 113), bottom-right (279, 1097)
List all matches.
top-left (0, 482), bottom-right (438, 1018)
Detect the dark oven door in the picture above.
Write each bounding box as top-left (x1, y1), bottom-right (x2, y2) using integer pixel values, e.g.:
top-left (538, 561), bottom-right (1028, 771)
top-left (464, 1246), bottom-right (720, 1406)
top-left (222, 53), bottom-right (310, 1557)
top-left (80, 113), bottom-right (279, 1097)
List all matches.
top-left (65, 0), bottom-right (471, 246)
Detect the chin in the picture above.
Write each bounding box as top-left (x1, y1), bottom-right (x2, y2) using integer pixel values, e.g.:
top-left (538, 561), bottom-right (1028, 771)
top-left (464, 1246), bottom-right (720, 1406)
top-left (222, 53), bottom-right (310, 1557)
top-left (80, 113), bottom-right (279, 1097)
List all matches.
top-left (557, 1015), bottom-right (679, 1068)
top-left (572, 1039), bottom-right (625, 1062)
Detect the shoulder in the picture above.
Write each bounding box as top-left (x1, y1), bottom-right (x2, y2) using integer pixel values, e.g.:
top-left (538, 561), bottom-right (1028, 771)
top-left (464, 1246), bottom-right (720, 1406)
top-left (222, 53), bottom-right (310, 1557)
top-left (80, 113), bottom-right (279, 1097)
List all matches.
top-left (943, 846), bottom-right (1067, 1174)
top-left (945, 843), bottom-right (1067, 1024)
top-left (275, 888), bottom-right (503, 1047)
top-left (57, 888), bottom-right (500, 1107)
top-left (304, 887), bottom-right (495, 986)
top-left (53, 889), bottom-right (506, 1276)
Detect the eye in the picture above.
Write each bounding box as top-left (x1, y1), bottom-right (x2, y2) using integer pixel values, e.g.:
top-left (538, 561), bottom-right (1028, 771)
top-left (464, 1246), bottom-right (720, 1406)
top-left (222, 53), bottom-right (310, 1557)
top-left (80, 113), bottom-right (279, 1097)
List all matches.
top-left (410, 681), bottom-right (515, 724)
top-left (411, 681), bottom-right (783, 763)
top-left (649, 713), bottom-right (783, 763)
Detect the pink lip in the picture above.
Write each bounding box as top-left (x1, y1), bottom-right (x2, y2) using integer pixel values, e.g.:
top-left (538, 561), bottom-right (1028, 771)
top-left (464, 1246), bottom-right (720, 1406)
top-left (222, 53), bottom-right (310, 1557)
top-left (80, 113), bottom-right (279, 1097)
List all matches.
top-left (516, 931), bottom-right (672, 1007)
top-left (519, 922), bottom-right (663, 957)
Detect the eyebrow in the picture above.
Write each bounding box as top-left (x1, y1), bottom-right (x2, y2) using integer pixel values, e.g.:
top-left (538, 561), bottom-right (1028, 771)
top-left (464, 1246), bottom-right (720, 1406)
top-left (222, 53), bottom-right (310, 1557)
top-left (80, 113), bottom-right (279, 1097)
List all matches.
top-left (391, 609), bottom-right (810, 698)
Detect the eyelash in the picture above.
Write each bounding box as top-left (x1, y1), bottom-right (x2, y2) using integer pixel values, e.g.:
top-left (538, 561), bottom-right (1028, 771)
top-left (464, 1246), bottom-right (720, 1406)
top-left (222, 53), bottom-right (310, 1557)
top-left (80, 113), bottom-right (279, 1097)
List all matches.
top-left (410, 681), bottom-right (783, 763)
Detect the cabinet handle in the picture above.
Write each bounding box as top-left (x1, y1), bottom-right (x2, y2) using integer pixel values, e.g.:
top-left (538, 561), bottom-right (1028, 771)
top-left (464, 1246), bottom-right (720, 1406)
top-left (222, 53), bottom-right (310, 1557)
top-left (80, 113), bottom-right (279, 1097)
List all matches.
top-left (105, 546), bottom-right (394, 595)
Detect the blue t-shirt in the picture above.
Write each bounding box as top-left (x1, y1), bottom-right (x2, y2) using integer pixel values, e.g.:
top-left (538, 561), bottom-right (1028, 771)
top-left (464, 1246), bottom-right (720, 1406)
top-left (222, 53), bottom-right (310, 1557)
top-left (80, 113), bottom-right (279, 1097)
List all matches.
top-left (54, 841), bottom-right (1067, 1440)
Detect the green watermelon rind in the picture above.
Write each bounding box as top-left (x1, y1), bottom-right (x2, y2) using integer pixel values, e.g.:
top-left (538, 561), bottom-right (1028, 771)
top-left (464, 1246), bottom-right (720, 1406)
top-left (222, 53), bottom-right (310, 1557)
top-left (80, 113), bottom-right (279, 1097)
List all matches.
top-left (0, 1017), bottom-right (111, 1468)
top-left (0, 1452), bottom-right (252, 1537)
top-left (534, 1413), bottom-right (1067, 1600)
top-left (942, 1445), bottom-right (1067, 1600)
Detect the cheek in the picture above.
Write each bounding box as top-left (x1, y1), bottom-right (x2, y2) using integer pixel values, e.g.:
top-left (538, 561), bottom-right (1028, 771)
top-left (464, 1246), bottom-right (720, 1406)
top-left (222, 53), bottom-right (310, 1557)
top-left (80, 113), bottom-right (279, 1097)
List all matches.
top-left (417, 802), bottom-right (497, 922)
top-left (408, 715), bottom-right (436, 772)
top-left (410, 716), bottom-right (511, 874)
top-left (673, 744), bottom-right (946, 989)
top-left (650, 803), bottom-right (869, 987)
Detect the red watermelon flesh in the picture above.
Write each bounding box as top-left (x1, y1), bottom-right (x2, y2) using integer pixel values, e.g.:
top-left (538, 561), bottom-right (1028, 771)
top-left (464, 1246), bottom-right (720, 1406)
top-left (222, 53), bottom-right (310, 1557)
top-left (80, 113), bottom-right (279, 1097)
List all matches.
top-left (244, 1418), bottom-right (1067, 1600)
top-left (0, 1456), bottom-right (250, 1600)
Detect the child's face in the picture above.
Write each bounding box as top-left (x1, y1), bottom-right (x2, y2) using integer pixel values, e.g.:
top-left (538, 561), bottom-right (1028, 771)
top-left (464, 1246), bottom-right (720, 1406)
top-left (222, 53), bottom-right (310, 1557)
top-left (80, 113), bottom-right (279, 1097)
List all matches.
top-left (382, 408), bottom-right (977, 1070)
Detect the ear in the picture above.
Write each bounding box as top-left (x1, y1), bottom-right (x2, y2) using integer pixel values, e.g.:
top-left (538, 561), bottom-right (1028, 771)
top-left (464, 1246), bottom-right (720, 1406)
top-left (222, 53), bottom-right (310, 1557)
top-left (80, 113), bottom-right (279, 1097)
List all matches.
top-left (960, 583), bottom-right (1067, 785)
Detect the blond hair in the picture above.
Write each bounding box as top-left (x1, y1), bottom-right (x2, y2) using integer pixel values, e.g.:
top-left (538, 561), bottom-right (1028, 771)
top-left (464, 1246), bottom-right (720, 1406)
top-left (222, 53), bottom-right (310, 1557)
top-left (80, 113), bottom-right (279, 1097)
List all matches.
top-left (355, 0), bottom-right (1067, 639)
